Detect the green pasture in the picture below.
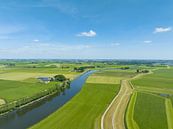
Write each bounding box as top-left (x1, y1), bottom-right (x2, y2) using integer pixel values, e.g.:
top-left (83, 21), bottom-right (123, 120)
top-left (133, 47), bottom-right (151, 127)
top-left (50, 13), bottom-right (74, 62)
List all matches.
top-left (30, 70), bottom-right (140, 129)
top-left (87, 70), bottom-right (137, 84)
top-left (31, 82), bottom-right (120, 129)
top-left (133, 92), bottom-right (168, 129)
top-left (0, 79), bottom-right (59, 102)
top-left (132, 69), bottom-right (173, 89)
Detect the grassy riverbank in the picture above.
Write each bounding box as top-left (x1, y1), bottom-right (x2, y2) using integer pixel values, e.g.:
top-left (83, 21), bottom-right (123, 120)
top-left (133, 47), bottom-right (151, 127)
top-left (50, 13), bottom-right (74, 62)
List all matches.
top-left (31, 70), bottom-right (138, 129)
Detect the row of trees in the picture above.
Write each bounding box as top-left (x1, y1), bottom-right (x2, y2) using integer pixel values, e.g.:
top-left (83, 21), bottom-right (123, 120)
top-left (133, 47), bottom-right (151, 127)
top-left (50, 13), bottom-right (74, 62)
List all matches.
top-left (74, 66), bottom-right (95, 72)
top-left (136, 69), bottom-right (149, 73)
top-left (0, 75), bottom-right (71, 114)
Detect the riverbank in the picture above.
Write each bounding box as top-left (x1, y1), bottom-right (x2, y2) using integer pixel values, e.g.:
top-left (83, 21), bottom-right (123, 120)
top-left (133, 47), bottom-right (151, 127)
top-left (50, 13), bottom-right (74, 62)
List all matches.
top-left (0, 70), bottom-right (94, 129)
top-left (30, 70), bottom-right (137, 129)
top-left (0, 80), bottom-right (70, 116)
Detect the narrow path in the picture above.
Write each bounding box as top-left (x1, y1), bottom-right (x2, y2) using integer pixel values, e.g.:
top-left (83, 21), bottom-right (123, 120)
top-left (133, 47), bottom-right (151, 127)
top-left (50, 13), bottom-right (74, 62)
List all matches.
top-left (101, 80), bottom-right (133, 129)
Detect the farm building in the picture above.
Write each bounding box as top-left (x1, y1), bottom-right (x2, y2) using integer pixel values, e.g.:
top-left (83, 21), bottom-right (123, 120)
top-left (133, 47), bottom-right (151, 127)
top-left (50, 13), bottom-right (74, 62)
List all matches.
top-left (37, 77), bottom-right (52, 84)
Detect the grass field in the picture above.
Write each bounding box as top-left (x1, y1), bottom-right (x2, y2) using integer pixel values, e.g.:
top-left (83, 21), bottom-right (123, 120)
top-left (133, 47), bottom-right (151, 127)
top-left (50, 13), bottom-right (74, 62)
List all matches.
top-left (31, 82), bottom-right (120, 129)
top-left (87, 70), bottom-right (137, 84)
top-left (126, 92), bottom-right (139, 129)
top-left (126, 68), bottom-right (173, 129)
top-left (0, 64), bottom-right (79, 104)
top-left (165, 98), bottom-right (173, 129)
top-left (133, 92), bottom-right (168, 129)
top-left (0, 79), bottom-right (59, 102)
top-left (30, 70), bottom-right (140, 129)
top-left (132, 69), bottom-right (173, 89)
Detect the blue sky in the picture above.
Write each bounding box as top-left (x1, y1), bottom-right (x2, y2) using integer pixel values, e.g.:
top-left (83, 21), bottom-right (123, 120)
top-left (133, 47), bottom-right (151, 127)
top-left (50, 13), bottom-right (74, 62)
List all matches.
top-left (0, 0), bottom-right (173, 59)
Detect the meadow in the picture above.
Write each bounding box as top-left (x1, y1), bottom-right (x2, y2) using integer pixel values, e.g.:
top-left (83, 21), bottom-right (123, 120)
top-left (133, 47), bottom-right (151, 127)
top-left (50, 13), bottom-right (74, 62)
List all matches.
top-left (126, 68), bottom-right (173, 129)
top-left (132, 69), bottom-right (173, 89)
top-left (0, 59), bottom-right (170, 129)
top-left (31, 69), bottom-right (138, 129)
top-left (133, 92), bottom-right (168, 129)
top-left (0, 61), bottom-right (81, 108)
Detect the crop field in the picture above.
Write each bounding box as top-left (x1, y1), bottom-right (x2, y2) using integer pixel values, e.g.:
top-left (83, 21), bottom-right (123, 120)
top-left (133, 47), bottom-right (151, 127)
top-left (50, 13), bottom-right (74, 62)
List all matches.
top-left (31, 83), bottom-right (120, 129)
top-left (132, 69), bottom-right (173, 89)
top-left (0, 79), bottom-right (59, 102)
top-left (31, 70), bottom-right (140, 129)
top-left (87, 70), bottom-right (137, 84)
top-left (0, 62), bottom-right (81, 105)
top-left (126, 68), bottom-right (173, 129)
top-left (133, 92), bottom-right (168, 129)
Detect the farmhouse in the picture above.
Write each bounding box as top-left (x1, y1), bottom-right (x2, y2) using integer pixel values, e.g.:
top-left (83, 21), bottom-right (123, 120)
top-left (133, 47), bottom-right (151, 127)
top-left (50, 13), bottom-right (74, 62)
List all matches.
top-left (37, 77), bottom-right (51, 84)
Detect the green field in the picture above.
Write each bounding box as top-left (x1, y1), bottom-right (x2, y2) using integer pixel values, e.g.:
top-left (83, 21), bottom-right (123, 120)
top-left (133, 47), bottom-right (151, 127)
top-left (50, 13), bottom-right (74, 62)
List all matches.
top-left (0, 79), bottom-right (59, 102)
top-left (126, 68), bottom-right (173, 129)
top-left (132, 69), bottom-right (173, 89)
top-left (31, 83), bottom-right (119, 129)
top-left (1, 60), bottom-right (170, 129)
top-left (30, 69), bottom-right (140, 129)
top-left (133, 92), bottom-right (168, 129)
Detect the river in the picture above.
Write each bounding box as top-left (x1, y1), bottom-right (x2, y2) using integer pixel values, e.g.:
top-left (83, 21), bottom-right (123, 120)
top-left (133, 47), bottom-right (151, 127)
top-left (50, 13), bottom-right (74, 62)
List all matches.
top-left (0, 70), bottom-right (95, 129)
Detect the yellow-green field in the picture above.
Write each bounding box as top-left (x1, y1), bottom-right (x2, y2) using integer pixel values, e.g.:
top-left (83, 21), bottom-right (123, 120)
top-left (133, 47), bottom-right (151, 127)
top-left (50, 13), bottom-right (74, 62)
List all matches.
top-left (126, 68), bottom-right (173, 129)
top-left (31, 70), bottom-right (138, 129)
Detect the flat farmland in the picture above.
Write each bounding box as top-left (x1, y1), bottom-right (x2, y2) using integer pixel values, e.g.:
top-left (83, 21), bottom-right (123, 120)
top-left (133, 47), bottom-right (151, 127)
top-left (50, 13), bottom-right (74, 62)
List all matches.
top-left (87, 70), bottom-right (137, 84)
top-left (133, 92), bottom-right (168, 129)
top-left (126, 68), bottom-right (173, 129)
top-left (132, 69), bottom-right (173, 89)
top-left (31, 83), bottom-right (120, 129)
top-left (0, 79), bottom-right (59, 102)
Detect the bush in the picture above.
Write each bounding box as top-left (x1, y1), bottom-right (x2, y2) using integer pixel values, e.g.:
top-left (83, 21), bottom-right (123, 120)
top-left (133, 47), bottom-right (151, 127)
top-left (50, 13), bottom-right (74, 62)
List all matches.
top-left (54, 75), bottom-right (67, 82)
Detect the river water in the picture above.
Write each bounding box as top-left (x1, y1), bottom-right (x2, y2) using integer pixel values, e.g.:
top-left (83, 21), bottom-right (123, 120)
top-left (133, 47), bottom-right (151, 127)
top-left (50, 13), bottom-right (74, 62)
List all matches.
top-left (0, 70), bottom-right (95, 129)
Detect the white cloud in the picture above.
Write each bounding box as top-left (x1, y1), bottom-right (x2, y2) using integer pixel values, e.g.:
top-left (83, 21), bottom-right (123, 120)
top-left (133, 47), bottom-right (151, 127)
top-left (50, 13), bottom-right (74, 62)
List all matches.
top-left (144, 40), bottom-right (152, 44)
top-left (154, 27), bottom-right (172, 33)
top-left (33, 39), bottom-right (39, 42)
top-left (76, 30), bottom-right (96, 37)
top-left (111, 43), bottom-right (120, 46)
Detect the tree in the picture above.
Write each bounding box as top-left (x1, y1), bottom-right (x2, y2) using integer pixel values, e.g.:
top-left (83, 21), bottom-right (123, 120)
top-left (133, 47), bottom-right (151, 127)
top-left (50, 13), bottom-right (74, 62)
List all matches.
top-left (136, 69), bottom-right (140, 73)
top-left (54, 75), bottom-right (67, 82)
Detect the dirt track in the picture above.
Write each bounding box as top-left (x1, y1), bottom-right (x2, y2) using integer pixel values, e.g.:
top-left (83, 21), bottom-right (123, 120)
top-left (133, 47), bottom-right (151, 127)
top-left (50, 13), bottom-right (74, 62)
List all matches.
top-left (101, 80), bottom-right (133, 129)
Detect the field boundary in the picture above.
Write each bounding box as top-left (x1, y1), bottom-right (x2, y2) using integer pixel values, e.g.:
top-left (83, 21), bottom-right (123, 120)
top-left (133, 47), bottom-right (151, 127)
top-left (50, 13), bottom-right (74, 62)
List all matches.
top-left (125, 92), bottom-right (140, 129)
top-left (101, 82), bottom-right (122, 129)
top-left (165, 98), bottom-right (173, 129)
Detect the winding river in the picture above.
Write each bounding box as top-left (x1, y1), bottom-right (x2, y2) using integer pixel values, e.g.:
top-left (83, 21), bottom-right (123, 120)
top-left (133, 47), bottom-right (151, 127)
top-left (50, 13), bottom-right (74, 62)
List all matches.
top-left (0, 70), bottom-right (95, 129)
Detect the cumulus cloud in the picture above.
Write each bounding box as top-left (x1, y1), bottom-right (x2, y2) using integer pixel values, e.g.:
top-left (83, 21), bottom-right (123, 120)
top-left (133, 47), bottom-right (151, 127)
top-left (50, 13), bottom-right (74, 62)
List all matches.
top-left (76, 30), bottom-right (96, 37)
top-left (33, 39), bottom-right (39, 42)
top-left (154, 27), bottom-right (172, 33)
top-left (144, 40), bottom-right (152, 44)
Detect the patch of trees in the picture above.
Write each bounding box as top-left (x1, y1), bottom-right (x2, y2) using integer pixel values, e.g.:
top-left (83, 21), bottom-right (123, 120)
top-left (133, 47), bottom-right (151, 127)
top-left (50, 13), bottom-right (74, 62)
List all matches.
top-left (61, 66), bottom-right (70, 69)
top-left (74, 66), bottom-right (95, 72)
top-left (53, 75), bottom-right (67, 82)
top-left (121, 66), bottom-right (130, 70)
top-left (136, 69), bottom-right (149, 73)
top-left (4, 63), bottom-right (16, 67)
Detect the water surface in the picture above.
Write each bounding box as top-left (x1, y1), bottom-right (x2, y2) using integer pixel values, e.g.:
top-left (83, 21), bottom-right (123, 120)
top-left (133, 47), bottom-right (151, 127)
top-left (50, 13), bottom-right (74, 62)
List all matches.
top-left (0, 70), bottom-right (95, 129)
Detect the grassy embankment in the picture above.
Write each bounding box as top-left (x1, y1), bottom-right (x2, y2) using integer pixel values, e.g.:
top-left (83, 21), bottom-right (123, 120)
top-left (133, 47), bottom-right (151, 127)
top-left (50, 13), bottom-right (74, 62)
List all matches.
top-left (31, 70), bottom-right (136, 129)
top-left (126, 68), bottom-right (173, 129)
top-left (0, 65), bottom-right (79, 114)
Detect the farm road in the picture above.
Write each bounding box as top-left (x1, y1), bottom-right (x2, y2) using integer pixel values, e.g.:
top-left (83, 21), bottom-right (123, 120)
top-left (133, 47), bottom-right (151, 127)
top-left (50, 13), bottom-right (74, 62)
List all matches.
top-left (101, 80), bottom-right (133, 129)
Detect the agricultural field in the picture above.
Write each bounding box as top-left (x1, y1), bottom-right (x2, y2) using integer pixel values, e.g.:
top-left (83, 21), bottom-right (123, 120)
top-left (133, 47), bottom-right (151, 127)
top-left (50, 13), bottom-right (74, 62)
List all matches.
top-left (126, 67), bottom-right (173, 129)
top-left (31, 69), bottom-right (138, 129)
top-left (132, 68), bottom-right (173, 90)
top-left (128, 92), bottom-right (168, 129)
top-left (0, 61), bottom-right (82, 105)
top-left (0, 59), bottom-right (171, 129)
